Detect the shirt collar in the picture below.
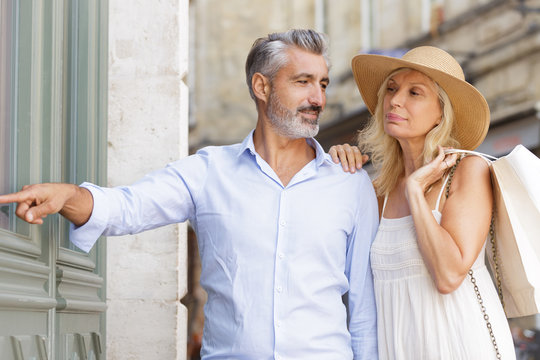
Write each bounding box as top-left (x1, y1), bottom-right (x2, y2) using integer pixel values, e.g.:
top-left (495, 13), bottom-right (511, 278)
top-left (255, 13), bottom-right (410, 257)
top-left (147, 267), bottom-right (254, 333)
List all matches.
top-left (237, 129), bottom-right (257, 158)
top-left (237, 129), bottom-right (332, 168)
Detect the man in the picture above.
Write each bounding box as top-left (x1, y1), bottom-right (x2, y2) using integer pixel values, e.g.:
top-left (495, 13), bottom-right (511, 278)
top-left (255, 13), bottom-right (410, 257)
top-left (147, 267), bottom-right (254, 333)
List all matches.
top-left (0, 29), bottom-right (378, 359)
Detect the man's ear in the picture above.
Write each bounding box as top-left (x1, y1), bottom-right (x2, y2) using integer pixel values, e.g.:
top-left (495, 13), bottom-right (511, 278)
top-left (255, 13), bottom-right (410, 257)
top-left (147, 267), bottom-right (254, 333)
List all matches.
top-left (252, 72), bottom-right (270, 103)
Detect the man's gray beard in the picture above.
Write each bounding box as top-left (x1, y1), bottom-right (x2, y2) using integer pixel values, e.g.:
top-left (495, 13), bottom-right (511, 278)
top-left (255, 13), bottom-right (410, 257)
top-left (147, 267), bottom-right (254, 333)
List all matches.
top-left (267, 91), bottom-right (320, 139)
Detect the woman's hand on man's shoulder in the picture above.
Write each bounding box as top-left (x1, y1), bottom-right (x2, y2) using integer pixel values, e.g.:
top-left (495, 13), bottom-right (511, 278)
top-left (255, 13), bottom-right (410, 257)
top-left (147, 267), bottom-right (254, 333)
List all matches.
top-left (329, 144), bottom-right (369, 174)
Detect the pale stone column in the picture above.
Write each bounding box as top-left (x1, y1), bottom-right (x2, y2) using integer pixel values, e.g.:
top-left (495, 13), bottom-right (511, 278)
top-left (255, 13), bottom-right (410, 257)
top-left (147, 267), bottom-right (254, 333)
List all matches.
top-left (107, 0), bottom-right (188, 359)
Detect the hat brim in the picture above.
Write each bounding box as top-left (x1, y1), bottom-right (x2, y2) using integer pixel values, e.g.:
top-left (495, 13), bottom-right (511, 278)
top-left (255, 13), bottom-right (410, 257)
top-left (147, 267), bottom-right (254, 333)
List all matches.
top-left (351, 54), bottom-right (489, 150)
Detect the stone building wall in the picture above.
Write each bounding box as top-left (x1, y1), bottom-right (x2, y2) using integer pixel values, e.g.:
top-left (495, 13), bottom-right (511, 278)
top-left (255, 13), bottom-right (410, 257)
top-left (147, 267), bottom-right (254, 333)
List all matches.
top-left (108, 0), bottom-right (189, 359)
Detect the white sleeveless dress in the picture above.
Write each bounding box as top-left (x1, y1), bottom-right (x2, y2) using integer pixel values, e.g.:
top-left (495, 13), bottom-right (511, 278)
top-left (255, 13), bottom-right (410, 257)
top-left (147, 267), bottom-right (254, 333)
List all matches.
top-left (370, 176), bottom-right (516, 360)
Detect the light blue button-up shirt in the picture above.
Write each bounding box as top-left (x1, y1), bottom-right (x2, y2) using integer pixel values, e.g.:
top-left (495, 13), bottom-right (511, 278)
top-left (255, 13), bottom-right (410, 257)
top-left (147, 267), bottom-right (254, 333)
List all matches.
top-left (71, 131), bottom-right (379, 359)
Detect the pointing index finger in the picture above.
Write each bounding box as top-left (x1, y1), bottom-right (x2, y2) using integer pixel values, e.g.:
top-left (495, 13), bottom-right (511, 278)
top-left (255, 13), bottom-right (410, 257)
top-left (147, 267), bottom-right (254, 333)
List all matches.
top-left (0, 191), bottom-right (31, 205)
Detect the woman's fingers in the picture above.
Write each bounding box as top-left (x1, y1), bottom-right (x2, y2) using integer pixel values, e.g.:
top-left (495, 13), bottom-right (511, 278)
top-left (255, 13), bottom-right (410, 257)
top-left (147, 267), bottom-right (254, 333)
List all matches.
top-left (437, 146), bottom-right (458, 172)
top-left (330, 144), bottom-right (351, 172)
top-left (350, 146), bottom-right (367, 171)
top-left (408, 148), bottom-right (460, 194)
top-left (329, 145), bottom-right (341, 164)
top-left (329, 144), bottom-right (367, 173)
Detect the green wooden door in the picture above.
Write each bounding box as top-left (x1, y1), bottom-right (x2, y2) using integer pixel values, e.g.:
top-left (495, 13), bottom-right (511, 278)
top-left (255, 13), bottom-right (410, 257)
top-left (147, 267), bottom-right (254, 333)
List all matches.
top-left (0, 0), bottom-right (108, 359)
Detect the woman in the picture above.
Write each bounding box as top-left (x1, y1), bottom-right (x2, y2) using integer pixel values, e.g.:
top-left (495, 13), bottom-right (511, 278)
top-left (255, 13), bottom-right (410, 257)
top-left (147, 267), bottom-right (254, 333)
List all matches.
top-left (331, 46), bottom-right (515, 359)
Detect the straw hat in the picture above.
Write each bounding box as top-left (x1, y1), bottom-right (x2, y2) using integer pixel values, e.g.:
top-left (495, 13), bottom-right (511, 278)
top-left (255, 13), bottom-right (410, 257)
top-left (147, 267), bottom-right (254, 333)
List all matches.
top-left (351, 46), bottom-right (489, 150)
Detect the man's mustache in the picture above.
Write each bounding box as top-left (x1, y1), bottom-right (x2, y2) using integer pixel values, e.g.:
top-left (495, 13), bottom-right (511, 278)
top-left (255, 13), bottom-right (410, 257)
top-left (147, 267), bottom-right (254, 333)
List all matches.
top-left (297, 105), bottom-right (322, 114)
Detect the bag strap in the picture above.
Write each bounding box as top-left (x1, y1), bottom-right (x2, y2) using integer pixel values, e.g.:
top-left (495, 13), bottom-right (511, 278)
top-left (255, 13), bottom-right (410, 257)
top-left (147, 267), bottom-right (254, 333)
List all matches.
top-left (489, 215), bottom-right (505, 312)
top-left (444, 158), bottom-right (502, 359)
top-left (444, 148), bottom-right (498, 162)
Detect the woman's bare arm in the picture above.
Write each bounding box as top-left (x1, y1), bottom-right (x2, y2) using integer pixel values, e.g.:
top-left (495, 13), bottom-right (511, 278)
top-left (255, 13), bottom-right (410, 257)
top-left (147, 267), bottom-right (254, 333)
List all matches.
top-left (406, 154), bottom-right (492, 293)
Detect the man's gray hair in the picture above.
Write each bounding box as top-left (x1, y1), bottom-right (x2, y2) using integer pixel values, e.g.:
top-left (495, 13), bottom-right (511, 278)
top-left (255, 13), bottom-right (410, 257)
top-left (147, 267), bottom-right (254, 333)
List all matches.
top-left (245, 29), bottom-right (330, 101)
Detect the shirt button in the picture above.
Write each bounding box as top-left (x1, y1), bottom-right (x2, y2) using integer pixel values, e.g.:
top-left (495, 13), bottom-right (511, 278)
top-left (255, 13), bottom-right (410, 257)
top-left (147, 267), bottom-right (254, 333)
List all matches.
top-left (279, 220), bottom-right (286, 226)
top-left (276, 321), bottom-right (282, 328)
top-left (276, 286), bottom-right (282, 293)
top-left (278, 252), bottom-right (284, 259)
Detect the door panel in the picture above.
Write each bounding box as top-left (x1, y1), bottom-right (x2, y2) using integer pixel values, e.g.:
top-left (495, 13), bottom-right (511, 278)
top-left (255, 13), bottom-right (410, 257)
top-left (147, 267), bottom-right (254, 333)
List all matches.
top-left (0, 0), bottom-right (108, 358)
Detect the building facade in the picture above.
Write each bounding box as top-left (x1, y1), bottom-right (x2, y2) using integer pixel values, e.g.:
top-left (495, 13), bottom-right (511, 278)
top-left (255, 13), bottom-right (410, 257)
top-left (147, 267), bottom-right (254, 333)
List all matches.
top-left (1, 0), bottom-right (190, 359)
top-left (189, 0), bottom-right (540, 157)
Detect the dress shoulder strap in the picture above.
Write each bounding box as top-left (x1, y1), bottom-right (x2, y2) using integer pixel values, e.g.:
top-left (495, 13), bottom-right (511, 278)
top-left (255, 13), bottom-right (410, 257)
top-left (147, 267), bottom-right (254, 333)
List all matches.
top-left (381, 193), bottom-right (389, 215)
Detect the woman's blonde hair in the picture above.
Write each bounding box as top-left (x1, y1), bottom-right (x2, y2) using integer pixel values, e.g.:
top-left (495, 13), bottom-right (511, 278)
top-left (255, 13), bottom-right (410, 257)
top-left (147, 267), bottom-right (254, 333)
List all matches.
top-left (358, 68), bottom-right (461, 197)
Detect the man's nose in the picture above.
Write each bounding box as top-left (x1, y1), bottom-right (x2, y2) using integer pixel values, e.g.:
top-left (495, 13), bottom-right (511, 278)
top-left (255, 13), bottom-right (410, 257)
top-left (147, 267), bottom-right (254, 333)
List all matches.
top-left (308, 86), bottom-right (325, 107)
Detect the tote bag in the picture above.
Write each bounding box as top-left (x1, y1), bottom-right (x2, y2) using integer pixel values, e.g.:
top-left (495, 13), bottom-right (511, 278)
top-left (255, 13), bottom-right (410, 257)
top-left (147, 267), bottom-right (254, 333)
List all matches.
top-left (447, 145), bottom-right (540, 318)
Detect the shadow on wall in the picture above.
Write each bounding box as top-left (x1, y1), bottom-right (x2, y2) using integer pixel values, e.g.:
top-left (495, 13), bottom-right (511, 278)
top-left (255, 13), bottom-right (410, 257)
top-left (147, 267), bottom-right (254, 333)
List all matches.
top-left (182, 227), bottom-right (205, 360)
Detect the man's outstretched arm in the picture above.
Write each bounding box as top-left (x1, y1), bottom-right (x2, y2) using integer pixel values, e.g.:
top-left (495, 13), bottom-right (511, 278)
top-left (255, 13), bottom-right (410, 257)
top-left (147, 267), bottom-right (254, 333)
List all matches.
top-left (0, 183), bottom-right (93, 226)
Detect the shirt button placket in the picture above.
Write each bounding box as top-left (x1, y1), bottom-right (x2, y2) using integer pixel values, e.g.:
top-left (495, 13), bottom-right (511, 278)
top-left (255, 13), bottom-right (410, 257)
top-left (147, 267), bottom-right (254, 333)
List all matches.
top-left (274, 190), bottom-right (287, 356)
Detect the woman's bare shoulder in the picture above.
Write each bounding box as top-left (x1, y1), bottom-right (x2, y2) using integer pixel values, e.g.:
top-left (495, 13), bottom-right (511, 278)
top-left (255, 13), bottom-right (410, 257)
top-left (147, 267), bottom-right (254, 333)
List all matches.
top-left (455, 154), bottom-right (490, 176)
top-left (451, 154), bottom-right (491, 193)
